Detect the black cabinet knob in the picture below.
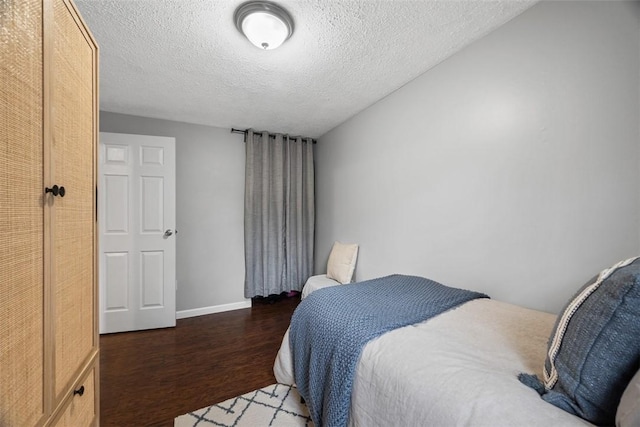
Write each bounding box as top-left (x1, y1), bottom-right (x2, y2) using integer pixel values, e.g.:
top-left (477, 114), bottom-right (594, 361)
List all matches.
top-left (45, 185), bottom-right (65, 197)
top-left (73, 385), bottom-right (85, 397)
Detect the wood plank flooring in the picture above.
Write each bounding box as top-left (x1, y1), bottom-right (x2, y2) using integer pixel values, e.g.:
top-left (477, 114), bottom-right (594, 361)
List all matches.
top-left (99, 295), bottom-right (300, 426)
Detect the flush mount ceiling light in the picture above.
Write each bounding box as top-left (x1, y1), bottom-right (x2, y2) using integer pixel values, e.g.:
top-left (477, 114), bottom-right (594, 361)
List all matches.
top-left (234, 1), bottom-right (294, 50)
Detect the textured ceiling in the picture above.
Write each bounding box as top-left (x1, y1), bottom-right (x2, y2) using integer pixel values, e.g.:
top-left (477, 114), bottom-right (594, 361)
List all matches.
top-left (75, 0), bottom-right (537, 138)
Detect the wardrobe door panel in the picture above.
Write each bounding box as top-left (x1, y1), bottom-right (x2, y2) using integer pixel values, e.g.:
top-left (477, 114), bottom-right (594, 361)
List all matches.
top-left (0, 0), bottom-right (46, 425)
top-left (51, 0), bottom-right (97, 398)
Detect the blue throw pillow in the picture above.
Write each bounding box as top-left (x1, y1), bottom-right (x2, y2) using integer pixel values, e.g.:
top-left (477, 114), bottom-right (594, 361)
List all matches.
top-left (540, 256), bottom-right (640, 425)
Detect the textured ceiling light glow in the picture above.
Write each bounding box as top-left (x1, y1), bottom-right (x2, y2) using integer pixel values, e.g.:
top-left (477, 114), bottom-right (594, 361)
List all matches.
top-left (235, 2), bottom-right (294, 50)
top-left (242, 11), bottom-right (288, 50)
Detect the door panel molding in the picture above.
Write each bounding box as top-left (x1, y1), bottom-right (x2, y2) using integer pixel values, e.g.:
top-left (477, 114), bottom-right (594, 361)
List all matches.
top-left (99, 132), bottom-right (176, 334)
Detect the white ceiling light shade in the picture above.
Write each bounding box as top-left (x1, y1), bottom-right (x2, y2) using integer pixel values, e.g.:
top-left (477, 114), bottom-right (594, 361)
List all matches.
top-left (234, 1), bottom-right (294, 50)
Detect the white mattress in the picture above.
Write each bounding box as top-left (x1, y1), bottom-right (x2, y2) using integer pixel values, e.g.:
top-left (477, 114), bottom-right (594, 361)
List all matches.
top-left (274, 298), bottom-right (594, 426)
top-left (301, 274), bottom-right (341, 299)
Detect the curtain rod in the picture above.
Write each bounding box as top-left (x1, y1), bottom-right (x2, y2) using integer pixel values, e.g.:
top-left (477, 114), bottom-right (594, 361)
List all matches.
top-left (231, 128), bottom-right (316, 144)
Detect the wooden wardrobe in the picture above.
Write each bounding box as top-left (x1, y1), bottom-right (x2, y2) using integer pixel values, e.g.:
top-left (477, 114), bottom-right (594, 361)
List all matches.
top-left (0, 0), bottom-right (99, 425)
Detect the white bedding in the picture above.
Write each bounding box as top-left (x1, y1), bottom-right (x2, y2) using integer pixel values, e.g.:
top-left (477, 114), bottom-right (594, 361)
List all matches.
top-left (274, 298), bottom-right (594, 426)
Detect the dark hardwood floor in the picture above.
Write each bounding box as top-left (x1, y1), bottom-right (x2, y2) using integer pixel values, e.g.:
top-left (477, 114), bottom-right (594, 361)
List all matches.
top-left (99, 295), bottom-right (300, 426)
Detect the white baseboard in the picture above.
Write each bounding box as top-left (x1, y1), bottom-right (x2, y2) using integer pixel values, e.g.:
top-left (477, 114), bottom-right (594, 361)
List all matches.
top-left (176, 300), bottom-right (252, 320)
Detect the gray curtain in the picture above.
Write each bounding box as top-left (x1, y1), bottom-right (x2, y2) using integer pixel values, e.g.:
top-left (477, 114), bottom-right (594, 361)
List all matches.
top-left (244, 130), bottom-right (315, 298)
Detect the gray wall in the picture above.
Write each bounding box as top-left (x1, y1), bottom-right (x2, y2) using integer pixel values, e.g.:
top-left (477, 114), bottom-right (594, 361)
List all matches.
top-left (100, 112), bottom-right (247, 313)
top-left (315, 1), bottom-right (640, 313)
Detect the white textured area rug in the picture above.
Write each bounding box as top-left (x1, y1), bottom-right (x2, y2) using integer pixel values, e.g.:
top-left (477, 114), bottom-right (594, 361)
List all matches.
top-left (174, 383), bottom-right (314, 427)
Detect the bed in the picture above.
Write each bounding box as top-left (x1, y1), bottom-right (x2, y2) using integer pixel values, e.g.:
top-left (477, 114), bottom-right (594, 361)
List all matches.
top-left (274, 266), bottom-right (640, 427)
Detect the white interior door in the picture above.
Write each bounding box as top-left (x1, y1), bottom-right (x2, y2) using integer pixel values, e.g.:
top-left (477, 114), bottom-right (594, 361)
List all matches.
top-left (99, 132), bottom-right (176, 333)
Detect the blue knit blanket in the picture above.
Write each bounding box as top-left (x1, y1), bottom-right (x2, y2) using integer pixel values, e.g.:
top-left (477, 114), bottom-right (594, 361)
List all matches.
top-left (290, 274), bottom-right (488, 427)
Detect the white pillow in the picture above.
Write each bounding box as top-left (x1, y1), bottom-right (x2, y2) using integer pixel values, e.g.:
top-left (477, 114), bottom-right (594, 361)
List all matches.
top-left (617, 369), bottom-right (640, 427)
top-left (326, 241), bottom-right (359, 284)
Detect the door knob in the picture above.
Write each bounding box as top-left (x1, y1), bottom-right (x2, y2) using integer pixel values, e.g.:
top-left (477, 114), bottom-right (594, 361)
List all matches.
top-left (73, 385), bottom-right (85, 396)
top-left (164, 229), bottom-right (173, 237)
top-left (45, 185), bottom-right (65, 197)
